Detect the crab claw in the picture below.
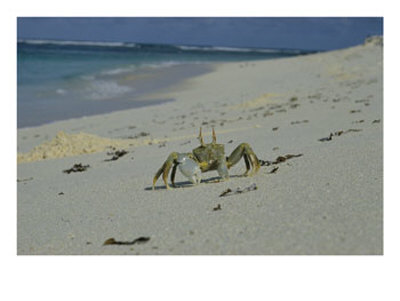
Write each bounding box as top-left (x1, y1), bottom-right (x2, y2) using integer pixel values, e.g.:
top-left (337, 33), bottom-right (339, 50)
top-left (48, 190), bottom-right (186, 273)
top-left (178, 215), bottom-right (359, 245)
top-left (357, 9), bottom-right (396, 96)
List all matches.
top-left (153, 152), bottom-right (201, 190)
top-left (177, 154), bottom-right (202, 185)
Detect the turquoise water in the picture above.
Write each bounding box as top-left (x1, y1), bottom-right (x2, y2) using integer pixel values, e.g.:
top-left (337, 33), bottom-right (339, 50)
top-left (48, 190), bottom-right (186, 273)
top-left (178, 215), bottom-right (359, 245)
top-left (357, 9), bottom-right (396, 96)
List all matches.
top-left (17, 40), bottom-right (317, 128)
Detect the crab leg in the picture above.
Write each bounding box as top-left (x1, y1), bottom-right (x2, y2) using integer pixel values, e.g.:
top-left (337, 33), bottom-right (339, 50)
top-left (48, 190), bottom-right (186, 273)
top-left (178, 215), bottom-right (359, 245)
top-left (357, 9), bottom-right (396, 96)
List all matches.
top-left (243, 154), bottom-right (251, 173)
top-left (152, 152), bottom-right (179, 190)
top-left (226, 143), bottom-right (260, 176)
top-left (170, 164), bottom-right (178, 187)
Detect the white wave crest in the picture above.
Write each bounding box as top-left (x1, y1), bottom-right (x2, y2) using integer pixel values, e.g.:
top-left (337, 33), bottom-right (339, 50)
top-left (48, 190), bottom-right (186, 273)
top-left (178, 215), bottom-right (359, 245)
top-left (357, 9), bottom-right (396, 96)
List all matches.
top-left (18, 39), bottom-right (137, 48)
top-left (84, 80), bottom-right (133, 100)
top-left (177, 45), bottom-right (283, 54)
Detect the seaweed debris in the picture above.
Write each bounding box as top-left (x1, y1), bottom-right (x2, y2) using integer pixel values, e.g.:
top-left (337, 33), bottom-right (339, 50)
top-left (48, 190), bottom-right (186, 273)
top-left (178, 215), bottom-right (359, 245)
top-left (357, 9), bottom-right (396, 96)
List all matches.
top-left (269, 166), bottom-right (279, 174)
top-left (318, 129), bottom-right (362, 142)
top-left (213, 204), bottom-right (222, 211)
top-left (103, 236), bottom-right (150, 246)
top-left (290, 120), bottom-right (309, 125)
top-left (125, 132), bottom-right (150, 139)
top-left (63, 163), bottom-right (90, 174)
top-left (105, 149), bottom-right (128, 161)
top-left (259, 154), bottom-right (303, 166)
top-left (17, 177), bottom-right (33, 183)
top-left (219, 183), bottom-right (257, 197)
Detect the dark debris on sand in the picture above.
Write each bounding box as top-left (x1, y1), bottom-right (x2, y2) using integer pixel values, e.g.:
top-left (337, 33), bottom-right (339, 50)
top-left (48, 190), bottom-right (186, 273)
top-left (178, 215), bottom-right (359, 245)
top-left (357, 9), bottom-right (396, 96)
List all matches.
top-left (219, 183), bottom-right (258, 197)
top-left (318, 129), bottom-right (362, 142)
top-left (63, 163), bottom-right (90, 174)
top-left (259, 154), bottom-right (303, 166)
top-left (104, 149), bottom-right (128, 161)
top-left (103, 236), bottom-right (150, 246)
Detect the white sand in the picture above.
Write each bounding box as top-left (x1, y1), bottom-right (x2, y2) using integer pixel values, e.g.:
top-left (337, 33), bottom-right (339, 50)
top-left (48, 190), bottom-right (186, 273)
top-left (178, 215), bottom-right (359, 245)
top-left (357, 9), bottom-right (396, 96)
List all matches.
top-left (17, 38), bottom-right (383, 254)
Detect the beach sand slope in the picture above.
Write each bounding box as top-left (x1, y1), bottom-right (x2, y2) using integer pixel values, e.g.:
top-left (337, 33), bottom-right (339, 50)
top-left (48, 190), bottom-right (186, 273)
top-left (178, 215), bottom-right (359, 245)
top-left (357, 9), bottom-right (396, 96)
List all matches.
top-left (17, 38), bottom-right (383, 255)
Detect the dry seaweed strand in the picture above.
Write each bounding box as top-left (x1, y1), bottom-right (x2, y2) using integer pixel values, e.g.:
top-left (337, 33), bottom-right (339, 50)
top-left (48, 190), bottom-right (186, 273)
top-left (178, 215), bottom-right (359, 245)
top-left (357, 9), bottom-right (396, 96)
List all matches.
top-left (269, 166), bottom-right (279, 174)
top-left (219, 188), bottom-right (232, 197)
top-left (318, 128), bottom-right (362, 142)
top-left (260, 153), bottom-right (303, 166)
top-left (104, 149), bottom-right (128, 161)
top-left (63, 163), bottom-right (90, 174)
top-left (17, 177), bottom-right (33, 182)
top-left (103, 236), bottom-right (150, 246)
top-left (213, 204), bottom-right (222, 211)
top-left (219, 183), bottom-right (257, 197)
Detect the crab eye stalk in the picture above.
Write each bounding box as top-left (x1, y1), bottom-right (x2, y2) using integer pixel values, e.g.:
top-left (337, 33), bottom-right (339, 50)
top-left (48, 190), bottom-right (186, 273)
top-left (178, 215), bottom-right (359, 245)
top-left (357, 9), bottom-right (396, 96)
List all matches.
top-left (212, 127), bottom-right (217, 144)
top-left (198, 127), bottom-right (205, 146)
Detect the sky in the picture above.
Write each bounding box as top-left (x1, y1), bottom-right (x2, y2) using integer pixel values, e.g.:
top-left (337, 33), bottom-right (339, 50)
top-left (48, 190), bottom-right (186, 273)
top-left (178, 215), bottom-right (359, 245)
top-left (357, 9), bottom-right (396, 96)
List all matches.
top-left (17, 17), bottom-right (383, 51)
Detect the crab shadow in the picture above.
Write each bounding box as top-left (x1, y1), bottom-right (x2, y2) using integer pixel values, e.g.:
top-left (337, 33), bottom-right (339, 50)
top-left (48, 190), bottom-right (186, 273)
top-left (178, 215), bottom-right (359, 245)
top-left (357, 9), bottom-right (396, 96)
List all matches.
top-left (144, 174), bottom-right (243, 191)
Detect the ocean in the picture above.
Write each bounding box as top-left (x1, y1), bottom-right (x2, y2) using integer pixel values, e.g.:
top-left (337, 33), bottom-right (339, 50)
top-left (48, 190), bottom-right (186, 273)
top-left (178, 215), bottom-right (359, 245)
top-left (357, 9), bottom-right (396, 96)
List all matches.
top-left (17, 39), bottom-right (317, 128)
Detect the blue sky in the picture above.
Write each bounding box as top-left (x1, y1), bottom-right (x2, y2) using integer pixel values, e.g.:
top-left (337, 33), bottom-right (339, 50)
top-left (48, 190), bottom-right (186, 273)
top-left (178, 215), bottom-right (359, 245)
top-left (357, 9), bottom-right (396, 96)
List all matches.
top-left (17, 17), bottom-right (383, 51)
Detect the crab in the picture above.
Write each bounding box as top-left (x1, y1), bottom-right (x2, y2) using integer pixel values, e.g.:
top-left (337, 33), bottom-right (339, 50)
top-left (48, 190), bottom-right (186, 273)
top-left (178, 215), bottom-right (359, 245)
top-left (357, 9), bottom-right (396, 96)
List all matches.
top-left (152, 128), bottom-right (260, 189)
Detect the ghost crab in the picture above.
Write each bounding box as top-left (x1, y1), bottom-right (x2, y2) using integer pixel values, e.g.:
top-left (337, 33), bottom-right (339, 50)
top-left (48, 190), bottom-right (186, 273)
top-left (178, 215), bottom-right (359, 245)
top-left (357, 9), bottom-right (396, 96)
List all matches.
top-left (152, 128), bottom-right (260, 189)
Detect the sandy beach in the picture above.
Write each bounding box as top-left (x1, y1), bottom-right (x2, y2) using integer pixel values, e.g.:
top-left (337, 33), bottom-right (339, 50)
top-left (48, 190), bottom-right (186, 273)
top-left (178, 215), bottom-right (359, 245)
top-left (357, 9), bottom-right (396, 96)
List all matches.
top-left (17, 37), bottom-right (383, 255)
